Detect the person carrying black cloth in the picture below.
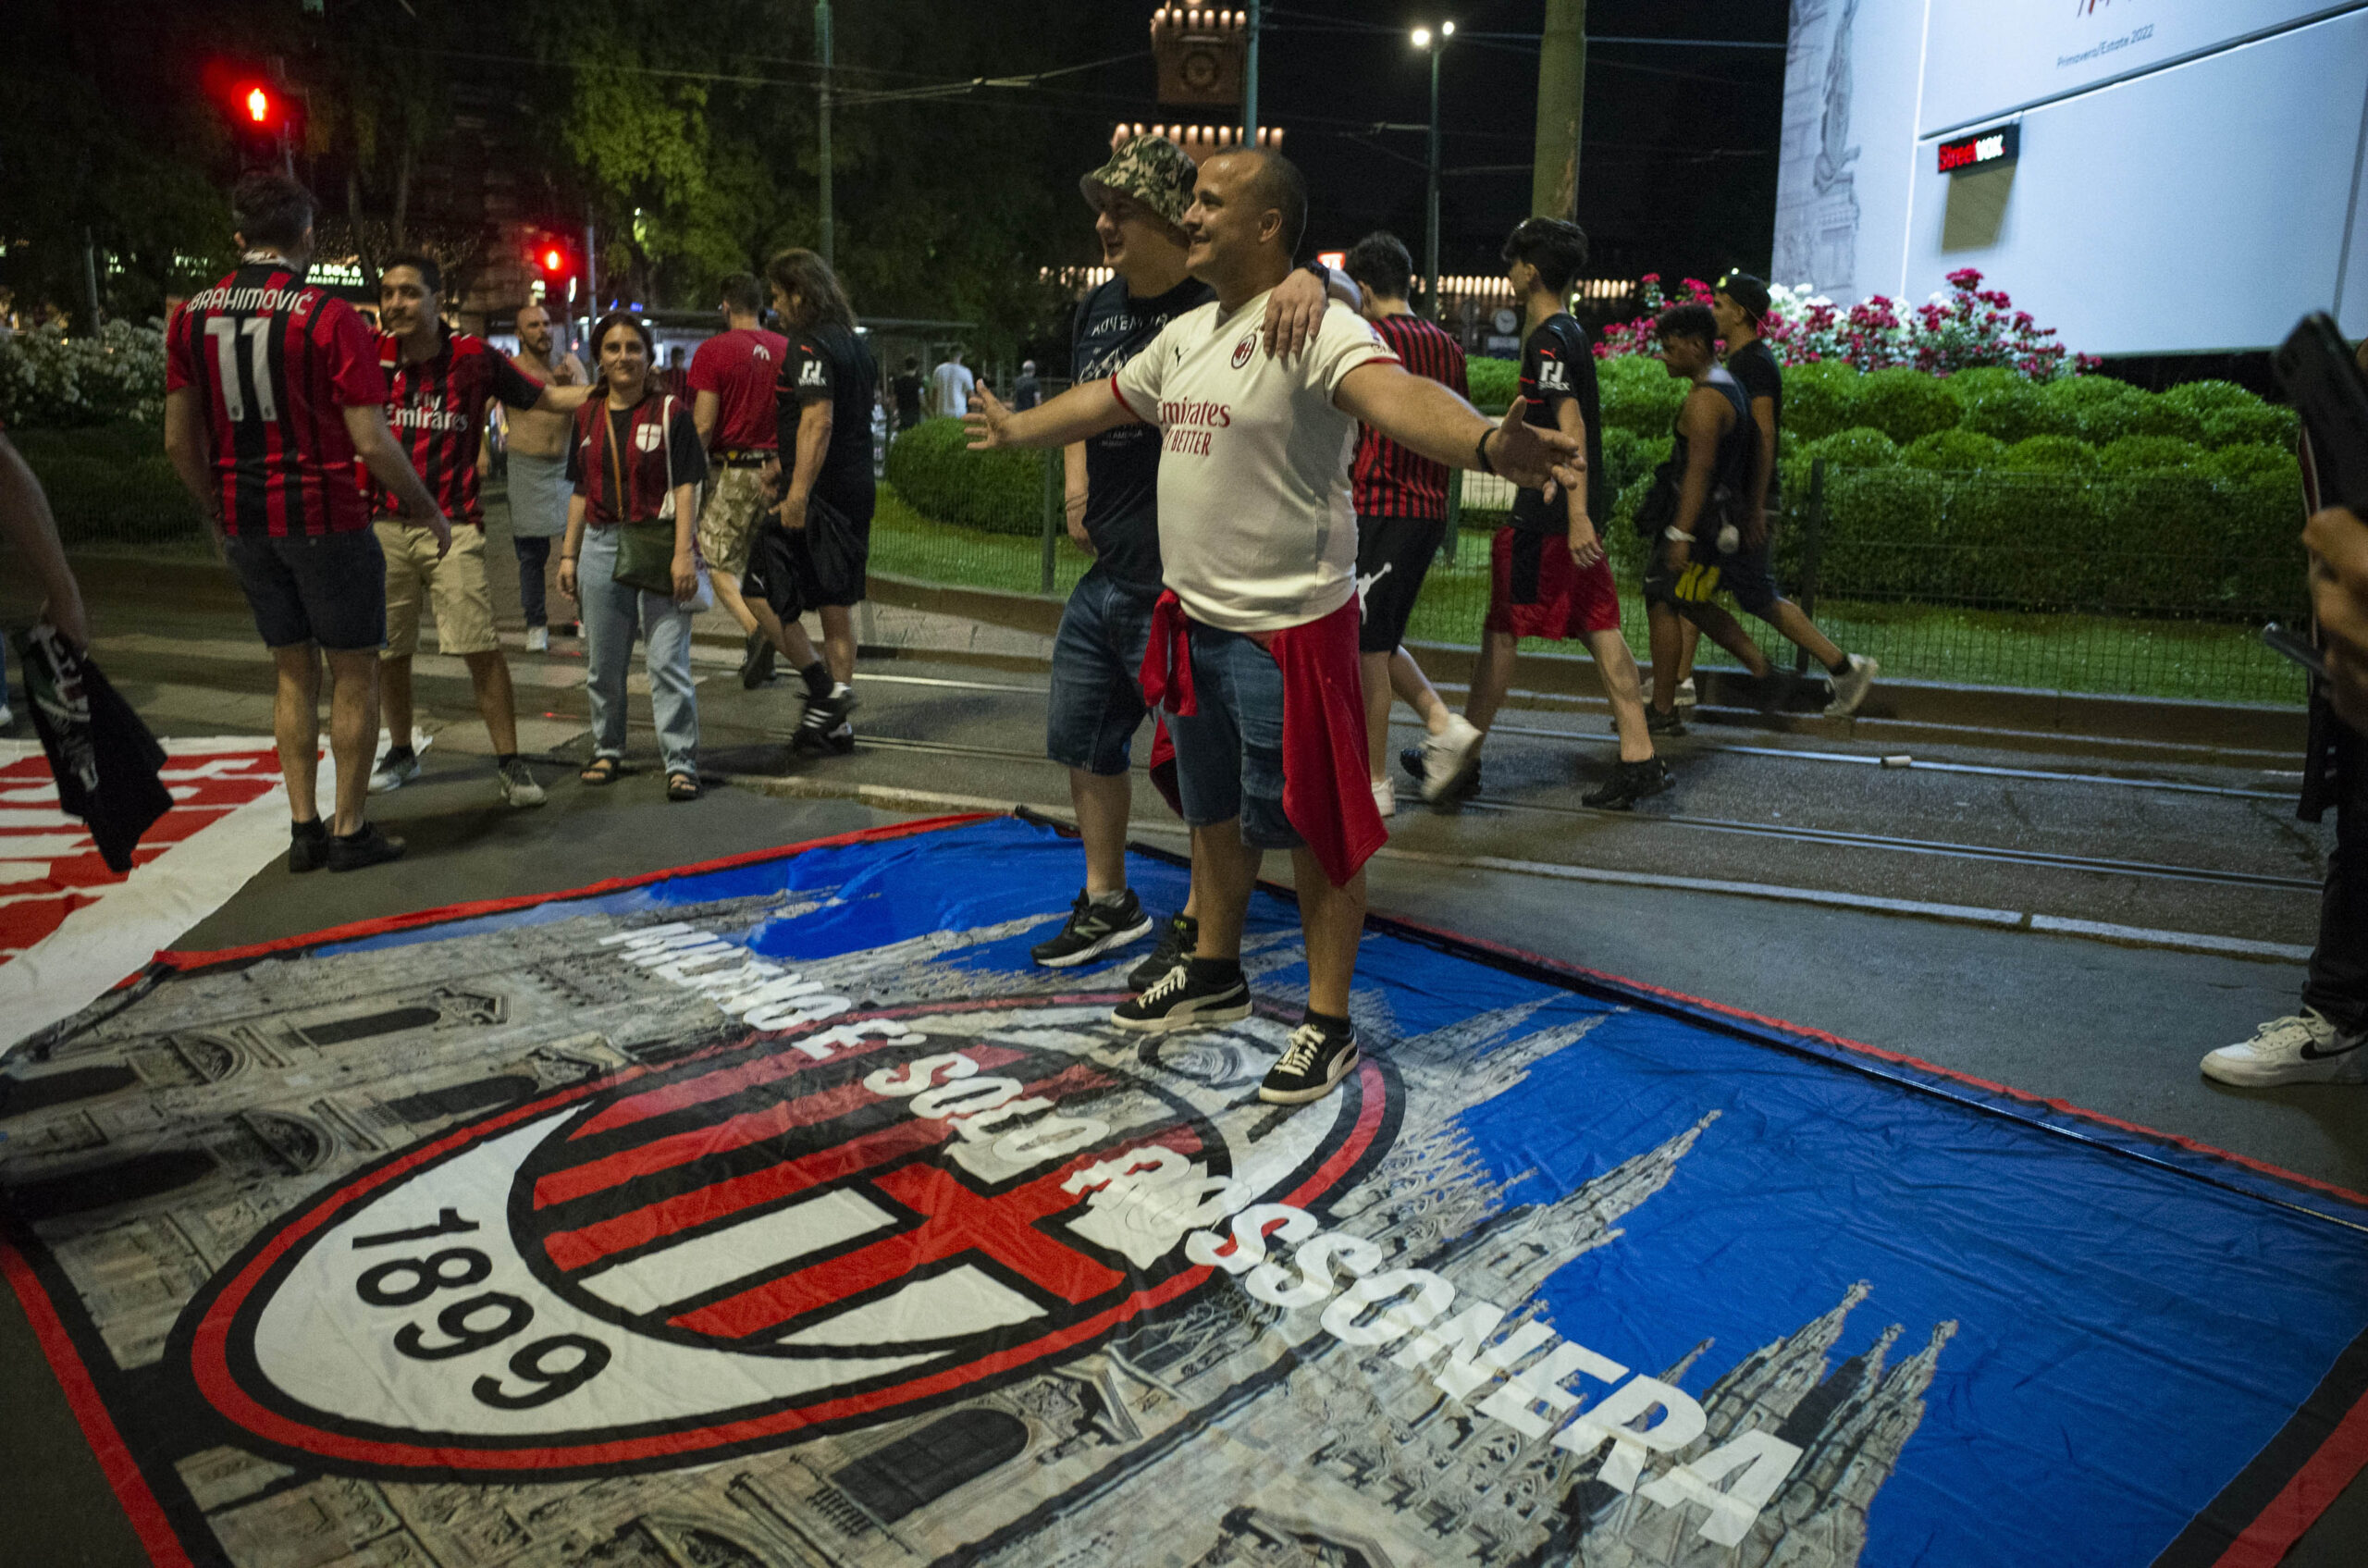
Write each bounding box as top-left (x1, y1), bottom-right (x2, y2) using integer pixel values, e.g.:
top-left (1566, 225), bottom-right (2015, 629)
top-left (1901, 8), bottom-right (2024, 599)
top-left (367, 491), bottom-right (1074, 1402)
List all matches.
top-left (0, 428), bottom-right (162, 871)
top-left (2201, 340), bottom-right (2368, 1085)
top-left (1649, 271), bottom-right (1877, 725)
top-left (740, 249), bottom-right (877, 759)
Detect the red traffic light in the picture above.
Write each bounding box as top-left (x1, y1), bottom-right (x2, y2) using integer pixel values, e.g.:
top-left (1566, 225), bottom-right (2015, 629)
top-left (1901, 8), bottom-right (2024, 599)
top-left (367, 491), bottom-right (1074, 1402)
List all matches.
top-left (541, 247), bottom-right (566, 275)
top-left (245, 85), bottom-right (273, 123)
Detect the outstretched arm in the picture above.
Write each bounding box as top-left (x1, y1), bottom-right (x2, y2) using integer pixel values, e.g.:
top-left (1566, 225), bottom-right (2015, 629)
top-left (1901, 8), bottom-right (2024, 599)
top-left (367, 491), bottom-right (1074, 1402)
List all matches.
top-left (0, 432), bottom-right (88, 648)
top-left (965, 380), bottom-right (1138, 451)
top-left (1334, 363), bottom-right (1583, 494)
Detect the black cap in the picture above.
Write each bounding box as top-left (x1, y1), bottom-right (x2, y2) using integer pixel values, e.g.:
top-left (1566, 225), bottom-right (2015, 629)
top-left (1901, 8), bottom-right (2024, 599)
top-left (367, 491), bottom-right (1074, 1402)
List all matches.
top-left (1715, 271), bottom-right (1771, 324)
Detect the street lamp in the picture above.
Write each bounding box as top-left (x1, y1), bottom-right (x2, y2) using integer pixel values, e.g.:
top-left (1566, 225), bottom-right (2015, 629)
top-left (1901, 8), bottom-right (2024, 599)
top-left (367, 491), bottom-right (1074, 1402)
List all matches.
top-left (1412, 21), bottom-right (1455, 320)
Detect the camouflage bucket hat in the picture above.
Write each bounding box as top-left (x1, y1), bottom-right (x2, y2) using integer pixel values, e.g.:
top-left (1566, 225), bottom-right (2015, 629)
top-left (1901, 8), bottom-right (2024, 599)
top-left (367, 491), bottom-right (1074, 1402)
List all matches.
top-left (1080, 134), bottom-right (1198, 231)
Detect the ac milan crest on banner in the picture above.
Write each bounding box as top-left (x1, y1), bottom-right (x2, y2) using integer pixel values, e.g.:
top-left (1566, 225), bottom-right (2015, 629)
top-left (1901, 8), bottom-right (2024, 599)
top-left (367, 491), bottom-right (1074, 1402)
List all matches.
top-left (4, 813), bottom-right (2366, 1566)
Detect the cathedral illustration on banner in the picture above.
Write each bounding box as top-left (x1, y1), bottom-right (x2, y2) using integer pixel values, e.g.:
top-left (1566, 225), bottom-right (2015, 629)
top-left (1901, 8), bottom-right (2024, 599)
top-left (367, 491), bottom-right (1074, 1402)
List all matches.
top-left (0, 886), bottom-right (1955, 1567)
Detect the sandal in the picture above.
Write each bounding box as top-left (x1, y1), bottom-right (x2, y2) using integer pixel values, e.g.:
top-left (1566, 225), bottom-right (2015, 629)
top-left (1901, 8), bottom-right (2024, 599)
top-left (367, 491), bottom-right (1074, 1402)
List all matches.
top-left (666, 772), bottom-right (703, 802)
top-left (580, 756), bottom-right (624, 786)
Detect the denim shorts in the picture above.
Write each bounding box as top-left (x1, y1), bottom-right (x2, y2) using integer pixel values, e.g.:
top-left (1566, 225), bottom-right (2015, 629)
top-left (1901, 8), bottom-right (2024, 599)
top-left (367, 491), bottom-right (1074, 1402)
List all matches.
top-left (224, 528), bottom-right (388, 651)
top-left (1166, 621), bottom-right (1301, 851)
top-left (1047, 568), bottom-right (1161, 775)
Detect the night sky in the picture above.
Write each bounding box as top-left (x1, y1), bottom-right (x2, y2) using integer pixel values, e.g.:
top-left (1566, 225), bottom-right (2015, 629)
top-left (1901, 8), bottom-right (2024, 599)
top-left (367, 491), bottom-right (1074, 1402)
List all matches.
top-left (1034, 1), bottom-right (1790, 287)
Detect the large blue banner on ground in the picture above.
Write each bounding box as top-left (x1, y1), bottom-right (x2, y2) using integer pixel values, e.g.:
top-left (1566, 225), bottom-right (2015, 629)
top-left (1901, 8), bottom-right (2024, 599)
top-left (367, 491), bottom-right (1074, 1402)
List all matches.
top-left (3, 812), bottom-right (2364, 1567)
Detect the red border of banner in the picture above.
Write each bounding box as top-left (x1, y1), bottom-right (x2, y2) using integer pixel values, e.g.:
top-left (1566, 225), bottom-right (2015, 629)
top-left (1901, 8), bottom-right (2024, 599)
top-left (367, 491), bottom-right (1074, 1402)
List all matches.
top-left (4, 809), bottom-right (2363, 1562)
top-left (0, 1236), bottom-right (195, 1568)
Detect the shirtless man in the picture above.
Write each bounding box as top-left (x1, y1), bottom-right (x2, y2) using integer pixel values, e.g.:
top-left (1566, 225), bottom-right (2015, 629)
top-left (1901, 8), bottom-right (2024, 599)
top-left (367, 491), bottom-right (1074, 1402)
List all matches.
top-left (503, 302), bottom-right (587, 649)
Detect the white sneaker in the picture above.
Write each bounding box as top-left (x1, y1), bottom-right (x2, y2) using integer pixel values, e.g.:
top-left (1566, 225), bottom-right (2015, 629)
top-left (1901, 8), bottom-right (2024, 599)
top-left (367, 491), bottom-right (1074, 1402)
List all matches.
top-left (1371, 778), bottom-right (1396, 819)
top-left (524, 625), bottom-right (549, 652)
top-left (0, 702), bottom-right (13, 731)
top-left (2202, 1008), bottom-right (2368, 1087)
top-left (368, 751), bottom-right (421, 794)
top-left (1674, 677), bottom-right (1698, 714)
top-left (1823, 654), bottom-right (1880, 718)
top-left (1421, 713), bottom-right (1485, 803)
top-left (497, 758), bottom-right (548, 809)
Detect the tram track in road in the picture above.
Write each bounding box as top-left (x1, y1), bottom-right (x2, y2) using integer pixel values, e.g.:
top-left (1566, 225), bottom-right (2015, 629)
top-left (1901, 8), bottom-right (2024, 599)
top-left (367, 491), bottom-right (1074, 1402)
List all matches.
top-left (832, 733), bottom-right (2323, 895)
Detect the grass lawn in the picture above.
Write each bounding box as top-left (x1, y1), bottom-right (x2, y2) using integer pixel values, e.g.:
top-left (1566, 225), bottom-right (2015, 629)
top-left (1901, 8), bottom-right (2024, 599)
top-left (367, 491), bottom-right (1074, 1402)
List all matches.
top-left (877, 486), bottom-right (2308, 707)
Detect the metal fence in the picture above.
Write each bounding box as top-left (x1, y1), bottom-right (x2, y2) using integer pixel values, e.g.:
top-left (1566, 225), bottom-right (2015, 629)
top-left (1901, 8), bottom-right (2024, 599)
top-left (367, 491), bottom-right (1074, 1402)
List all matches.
top-left (870, 424), bottom-right (2312, 706)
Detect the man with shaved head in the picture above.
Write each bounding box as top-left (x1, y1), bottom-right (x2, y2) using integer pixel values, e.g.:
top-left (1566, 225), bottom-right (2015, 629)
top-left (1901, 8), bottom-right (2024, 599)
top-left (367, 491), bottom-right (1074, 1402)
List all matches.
top-left (970, 147), bottom-right (1585, 1105)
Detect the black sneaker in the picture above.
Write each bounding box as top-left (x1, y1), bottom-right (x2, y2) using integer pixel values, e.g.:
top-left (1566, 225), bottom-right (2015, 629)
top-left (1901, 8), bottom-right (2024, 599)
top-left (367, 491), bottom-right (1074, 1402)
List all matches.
top-left (1111, 964), bottom-right (1252, 1033)
top-left (1260, 1023), bottom-right (1361, 1105)
top-left (740, 630), bottom-right (777, 689)
top-left (1400, 746), bottom-right (1427, 784)
top-left (793, 685), bottom-right (858, 756)
top-left (1128, 913), bottom-right (1198, 992)
top-left (1645, 704), bottom-right (1686, 738)
top-left (1031, 889), bottom-right (1154, 969)
top-left (1583, 758), bottom-right (1672, 811)
top-left (289, 821), bottom-right (329, 874)
top-left (327, 821), bottom-right (406, 872)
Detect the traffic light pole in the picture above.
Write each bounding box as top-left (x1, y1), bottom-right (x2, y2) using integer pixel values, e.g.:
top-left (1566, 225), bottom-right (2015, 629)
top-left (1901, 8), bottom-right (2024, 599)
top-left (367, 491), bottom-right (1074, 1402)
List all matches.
top-left (817, 0), bottom-right (834, 270)
top-left (585, 214), bottom-right (598, 342)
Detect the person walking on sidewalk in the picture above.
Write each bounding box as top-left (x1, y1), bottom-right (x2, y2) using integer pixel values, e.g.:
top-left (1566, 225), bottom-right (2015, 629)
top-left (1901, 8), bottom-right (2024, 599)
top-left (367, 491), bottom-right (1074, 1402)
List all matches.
top-left (366, 253), bottom-right (590, 809)
top-left (743, 249), bottom-right (877, 758)
top-left (969, 148), bottom-right (1585, 1105)
top-left (1655, 273), bottom-right (1877, 725)
top-left (1339, 230), bottom-right (1473, 821)
top-left (163, 170), bottom-right (442, 873)
top-left (931, 347), bottom-right (975, 419)
top-left (1029, 132), bottom-right (1339, 981)
top-left (557, 312), bottom-right (708, 802)
top-left (890, 357), bottom-right (925, 432)
top-left (502, 302), bottom-right (587, 651)
top-left (2202, 351), bottom-right (2368, 1086)
top-left (685, 273), bottom-right (790, 688)
top-left (1641, 304), bottom-right (1877, 728)
top-left (1408, 217), bottom-right (1663, 811)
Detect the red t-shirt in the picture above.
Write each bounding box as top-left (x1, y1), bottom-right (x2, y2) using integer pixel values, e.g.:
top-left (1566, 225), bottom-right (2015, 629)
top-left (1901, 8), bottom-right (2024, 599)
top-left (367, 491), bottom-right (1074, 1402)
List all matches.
top-left (687, 327), bottom-right (790, 452)
top-left (370, 327), bottom-right (546, 526)
top-left (165, 261), bottom-right (388, 537)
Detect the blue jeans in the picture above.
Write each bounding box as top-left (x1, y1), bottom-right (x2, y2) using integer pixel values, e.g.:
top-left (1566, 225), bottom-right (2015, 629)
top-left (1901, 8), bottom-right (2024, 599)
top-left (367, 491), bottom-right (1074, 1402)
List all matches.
top-left (1047, 567), bottom-right (1160, 775)
top-left (577, 526), bottom-right (698, 776)
top-left (513, 535), bottom-right (552, 627)
top-left (1166, 621), bottom-right (1300, 850)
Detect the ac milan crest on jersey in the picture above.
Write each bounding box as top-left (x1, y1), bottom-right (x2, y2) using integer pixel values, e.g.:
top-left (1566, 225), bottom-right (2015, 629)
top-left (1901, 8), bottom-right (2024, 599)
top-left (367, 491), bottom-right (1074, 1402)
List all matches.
top-left (1230, 333), bottom-right (1256, 369)
top-left (183, 994), bottom-right (1391, 1476)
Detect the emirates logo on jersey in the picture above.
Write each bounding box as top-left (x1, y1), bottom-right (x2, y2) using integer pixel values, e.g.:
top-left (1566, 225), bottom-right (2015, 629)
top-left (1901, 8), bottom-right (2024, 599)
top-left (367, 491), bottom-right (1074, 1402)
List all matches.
top-left (634, 422), bottom-right (664, 453)
top-left (1231, 333), bottom-right (1256, 370)
top-left (178, 995), bottom-right (1393, 1477)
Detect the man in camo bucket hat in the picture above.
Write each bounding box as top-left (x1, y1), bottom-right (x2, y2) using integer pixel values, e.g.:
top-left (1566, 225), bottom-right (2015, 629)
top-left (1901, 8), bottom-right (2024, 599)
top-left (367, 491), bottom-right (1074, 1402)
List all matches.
top-left (1015, 130), bottom-right (1342, 987)
top-left (1080, 132), bottom-right (1200, 234)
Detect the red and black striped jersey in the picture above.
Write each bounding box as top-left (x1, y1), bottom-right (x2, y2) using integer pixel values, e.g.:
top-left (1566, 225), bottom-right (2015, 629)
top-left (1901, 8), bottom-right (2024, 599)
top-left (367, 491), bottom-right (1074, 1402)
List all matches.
top-left (371, 327), bottom-right (546, 526)
top-left (165, 261), bottom-right (388, 537)
top-left (567, 392), bottom-right (709, 525)
top-left (1352, 314), bottom-right (1468, 520)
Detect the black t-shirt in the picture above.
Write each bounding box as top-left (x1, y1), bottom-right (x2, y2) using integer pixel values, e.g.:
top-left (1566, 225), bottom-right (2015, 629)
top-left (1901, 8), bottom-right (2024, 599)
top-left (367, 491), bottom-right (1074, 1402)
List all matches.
top-left (1508, 312), bottom-right (1607, 534)
top-left (1072, 274), bottom-right (1215, 593)
top-left (777, 323), bottom-right (879, 525)
top-left (1725, 338), bottom-right (1782, 502)
top-left (891, 373), bottom-right (923, 419)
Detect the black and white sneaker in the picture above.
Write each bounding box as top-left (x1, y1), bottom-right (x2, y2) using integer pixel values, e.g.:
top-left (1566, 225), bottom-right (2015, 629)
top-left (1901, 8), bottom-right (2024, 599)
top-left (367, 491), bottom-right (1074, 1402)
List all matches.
top-left (1111, 964), bottom-right (1252, 1033)
top-left (794, 685), bottom-right (859, 756)
top-left (1031, 889), bottom-right (1154, 968)
top-left (1583, 757), bottom-right (1672, 810)
top-left (1260, 1023), bottom-right (1360, 1105)
top-left (2202, 1008), bottom-right (2368, 1086)
top-left (1128, 913), bottom-right (1198, 992)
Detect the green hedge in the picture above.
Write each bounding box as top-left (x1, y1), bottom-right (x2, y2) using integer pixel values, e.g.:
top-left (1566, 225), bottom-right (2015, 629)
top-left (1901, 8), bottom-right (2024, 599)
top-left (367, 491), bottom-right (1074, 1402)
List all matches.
top-left (1905, 429), bottom-right (2008, 470)
top-left (13, 423), bottom-right (207, 546)
top-left (2001, 435), bottom-right (2098, 473)
top-left (1855, 367), bottom-right (1961, 444)
top-left (880, 417), bottom-right (1047, 537)
top-left (1466, 356), bottom-right (1519, 413)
